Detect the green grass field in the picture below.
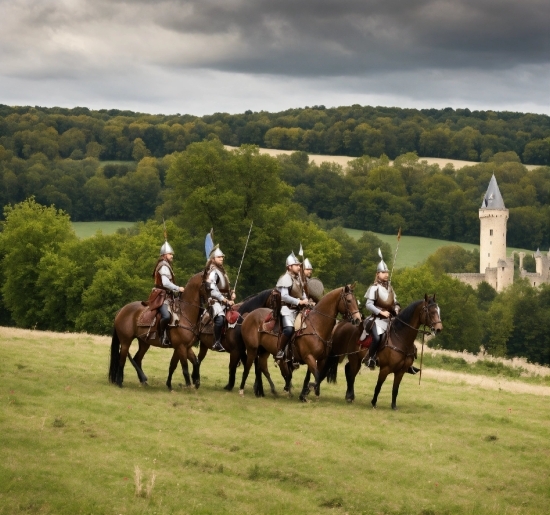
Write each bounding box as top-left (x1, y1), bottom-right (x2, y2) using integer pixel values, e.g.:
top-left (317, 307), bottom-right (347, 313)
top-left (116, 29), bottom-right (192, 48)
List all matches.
top-left (72, 221), bottom-right (136, 238)
top-left (1, 327), bottom-right (549, 514)
top-left (344, 229), bottom-right (531, 268)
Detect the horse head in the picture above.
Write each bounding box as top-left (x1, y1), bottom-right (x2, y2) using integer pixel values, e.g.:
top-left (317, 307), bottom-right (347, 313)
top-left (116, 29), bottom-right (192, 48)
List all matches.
top-left (423, 293), bottom-right (443, 335)
top-left (341, 284), bottom-right (362, 326)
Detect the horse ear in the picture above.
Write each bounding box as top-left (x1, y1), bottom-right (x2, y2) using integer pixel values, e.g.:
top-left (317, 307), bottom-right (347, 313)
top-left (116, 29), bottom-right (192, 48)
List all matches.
top-left (424, 293), bottom-right (428, 302)
top-left (433, 293), bottom-right (436, 302)
top-left (350, 281), bottom-right (356, 290)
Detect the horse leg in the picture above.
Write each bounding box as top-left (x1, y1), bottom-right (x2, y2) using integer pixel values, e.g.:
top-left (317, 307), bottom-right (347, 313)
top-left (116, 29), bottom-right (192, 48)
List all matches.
top-left (188, 347), bottom-right (201, 389)
top-left (253, 355), bottom-right (265, 398)
top-left (197, 341), bottom-right (209, 366)
top-left (259, 352), bottom-right (277, 396)
top-left (225, 348), bottom-right (240, 391)
top-left (178, 346), bottom-right (192, 388)
top-left (128, 339), bottom-right (149, 385)
top-left (344, 361), bottom-right (355, 403)
top-left (371, 367), bottom-right (390, 409)
top-left (166, 350), bottom-right (180, 391)
top-left (238, 347), bottom-right (257, 396)
top-left (391, 370), bottom-right (406, 410)
top-left (300, 355), bottom-right (319, 402)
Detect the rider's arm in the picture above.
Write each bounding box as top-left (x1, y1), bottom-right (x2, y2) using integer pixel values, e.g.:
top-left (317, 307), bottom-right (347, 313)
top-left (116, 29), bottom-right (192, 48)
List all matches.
top-left (159, 267), bottom-right (180, 293)
top-left (208, 271), bottom-right (227, 303)
top-left (278, 286), bottom-right (300, 306)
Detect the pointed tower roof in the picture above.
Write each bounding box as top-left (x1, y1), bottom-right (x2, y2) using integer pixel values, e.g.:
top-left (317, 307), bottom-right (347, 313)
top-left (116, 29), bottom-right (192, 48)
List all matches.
top-left (481, 174), bottom-right (506, 209)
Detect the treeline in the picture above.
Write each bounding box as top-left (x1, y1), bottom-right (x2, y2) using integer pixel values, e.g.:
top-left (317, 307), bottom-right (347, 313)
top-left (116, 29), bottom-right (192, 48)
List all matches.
top-left (281, 152), bottom-right (550, 250)
top-left (1, 103), bottom-right (550, 164)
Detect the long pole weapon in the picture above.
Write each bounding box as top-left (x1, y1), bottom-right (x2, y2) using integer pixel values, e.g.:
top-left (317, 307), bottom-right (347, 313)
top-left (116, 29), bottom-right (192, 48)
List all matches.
top-left (163, 218), bottom-right (168, 241)
top-left (233, 221), bottom-right (253, 295)
top-left (388, 227), bottom-right (401, 286)
top-left (298, 242), bottom-right (310, 298)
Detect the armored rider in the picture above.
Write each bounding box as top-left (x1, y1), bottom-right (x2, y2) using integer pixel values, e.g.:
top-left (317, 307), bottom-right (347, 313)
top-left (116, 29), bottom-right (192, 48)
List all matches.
top-left (152, 240), bottom-right (185, 346)
top-left (204, 245), bottom-right (235, 352)
top-left (303, 258), bottom-right (313, 280)
top-left (275, 252), bottom-right (309, 360)
top-left (364, 249), bottom-right (420, 374)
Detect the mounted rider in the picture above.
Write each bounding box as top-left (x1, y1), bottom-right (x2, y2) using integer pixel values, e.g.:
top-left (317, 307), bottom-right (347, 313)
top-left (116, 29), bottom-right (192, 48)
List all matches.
top-left (275, 252), bottom-right (309, 360)
top-left (204, 244), bottom-right (235, 352)
top-left (364, 248), bottom-right (420, 375)
top-left (152, 240), bottom-right (185, 346)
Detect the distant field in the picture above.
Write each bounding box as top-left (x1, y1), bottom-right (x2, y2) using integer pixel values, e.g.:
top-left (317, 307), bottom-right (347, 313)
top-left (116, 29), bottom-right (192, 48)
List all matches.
top-left (344, 229), bottom-right (531, 268)
top-left (1, 326), bottom-right (550, 514)
top-left (72, 221), bottom-right (135, 238)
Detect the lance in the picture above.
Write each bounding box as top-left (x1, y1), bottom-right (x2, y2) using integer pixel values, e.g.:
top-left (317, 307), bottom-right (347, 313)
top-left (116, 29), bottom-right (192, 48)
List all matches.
top-left (298, 242), bottom-right (310, 297)
top-left (233, 221), bottom-right (253, 295)
top-left (163, 218), bottom-right (168, 241)
top-left (388, 227), bottom-right (401, 285)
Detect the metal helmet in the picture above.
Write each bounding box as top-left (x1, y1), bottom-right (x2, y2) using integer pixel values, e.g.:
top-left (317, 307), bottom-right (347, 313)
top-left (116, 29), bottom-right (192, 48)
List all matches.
top-left (303, 258), bottom-right (313, 270)
top-left (286, 251), bottom-right (300, 267)
top-left (376, 248), bottom-right (389, 273)
top-left (160, 240), bottom-right (174, 256)
top-left (209, 244), bottom-right (225, 259)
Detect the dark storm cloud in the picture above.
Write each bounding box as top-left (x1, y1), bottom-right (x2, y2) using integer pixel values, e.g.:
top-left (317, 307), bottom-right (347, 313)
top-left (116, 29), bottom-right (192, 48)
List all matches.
top-left (145, 0), bottom-right (550, 75)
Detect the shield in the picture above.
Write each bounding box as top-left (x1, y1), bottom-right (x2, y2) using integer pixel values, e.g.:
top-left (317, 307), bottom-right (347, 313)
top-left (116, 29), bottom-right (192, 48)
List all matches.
top-left (307, 277), bottom-right (324, 303)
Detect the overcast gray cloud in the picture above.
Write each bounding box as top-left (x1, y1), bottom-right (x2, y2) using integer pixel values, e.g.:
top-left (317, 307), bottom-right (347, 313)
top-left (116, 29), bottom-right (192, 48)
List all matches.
top-left (0, 0), bottom-right (549, 115)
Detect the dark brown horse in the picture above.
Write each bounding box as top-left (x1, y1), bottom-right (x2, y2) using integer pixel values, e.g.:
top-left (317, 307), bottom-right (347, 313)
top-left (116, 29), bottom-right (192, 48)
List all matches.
top-left (240, 285), bottom-right (361, 401)
top-left (108, 272), bottom-right (205, 388)
top-left (321, 294), bottom-right (442, 409)
top-left (164, 289), bottom-right (276, 391)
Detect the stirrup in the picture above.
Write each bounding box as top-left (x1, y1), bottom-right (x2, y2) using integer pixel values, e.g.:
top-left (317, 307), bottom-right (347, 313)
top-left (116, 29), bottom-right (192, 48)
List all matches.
top-left (366, 357), bottom-right (377, 370)
top-left (275, 350), bottom-right (284, 360)
top-left (407, 366), bottom-right (420, 375)
top-left (212, 340), bottom-right (225, 352)
top-left (161, 333), bottom-right (171, 347)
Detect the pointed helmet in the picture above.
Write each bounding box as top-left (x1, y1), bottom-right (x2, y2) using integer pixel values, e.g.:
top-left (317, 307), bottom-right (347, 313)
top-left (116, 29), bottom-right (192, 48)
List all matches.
top-left (209, 244), bottom-right (225, 259)
top-left (376, 248), bottom-right (389, 273)
top-left (160, 240), bottom-right (174, 256)
top-left (303, 258), bottom-right (313, 270)
top-left (286, 251), bottom-right (300, 267)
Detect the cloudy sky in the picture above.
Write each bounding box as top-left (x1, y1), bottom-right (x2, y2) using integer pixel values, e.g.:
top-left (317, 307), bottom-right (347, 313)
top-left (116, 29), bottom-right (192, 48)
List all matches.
top-left (1, 0), bottom-right (549, 116)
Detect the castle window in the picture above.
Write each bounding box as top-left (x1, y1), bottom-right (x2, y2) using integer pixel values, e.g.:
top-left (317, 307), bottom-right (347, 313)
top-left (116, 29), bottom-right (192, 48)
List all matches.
top-left (490, 229), bottom-right (493, 236)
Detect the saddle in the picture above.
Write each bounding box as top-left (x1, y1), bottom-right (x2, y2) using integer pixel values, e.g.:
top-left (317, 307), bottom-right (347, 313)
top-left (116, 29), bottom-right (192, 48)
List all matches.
top-left (260, 310), bottom-right (280, 335)
top-left (137, 288), bottom-right (166, 327)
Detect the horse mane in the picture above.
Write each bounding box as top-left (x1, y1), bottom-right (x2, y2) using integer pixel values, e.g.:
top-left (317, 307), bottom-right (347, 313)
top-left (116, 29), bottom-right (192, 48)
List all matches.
top-left (392, 299), bottom-right (424, 330)
top-left (237, 289), bottom-right (273, 314)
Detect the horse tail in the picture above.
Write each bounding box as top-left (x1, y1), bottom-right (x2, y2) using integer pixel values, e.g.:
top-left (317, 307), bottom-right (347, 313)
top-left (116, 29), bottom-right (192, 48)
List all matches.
top-left (325, 354), bottom-right (339, 384)
top-left (108, 328), bottom-right (121, 384)
top-left (253, 355), bottom-right (265, 397)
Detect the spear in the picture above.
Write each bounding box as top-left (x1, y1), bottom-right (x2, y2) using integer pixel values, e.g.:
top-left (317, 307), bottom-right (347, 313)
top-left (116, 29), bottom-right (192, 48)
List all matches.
top-left (388, 227), bottom-right (401, 285)
top-left (163, 218), bottom-right (168, 241)
top-left (233, 221), bottom-right (253, 295)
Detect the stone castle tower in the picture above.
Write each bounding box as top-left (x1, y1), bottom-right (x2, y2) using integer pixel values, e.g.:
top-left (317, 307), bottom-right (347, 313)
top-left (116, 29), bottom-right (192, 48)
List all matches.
top-left (451, 174), bottom-right (514, 292)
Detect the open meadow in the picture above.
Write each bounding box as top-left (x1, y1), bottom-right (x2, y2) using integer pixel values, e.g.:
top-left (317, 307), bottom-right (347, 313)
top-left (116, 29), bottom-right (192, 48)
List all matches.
top-left (1, 327), bottom-right (549, 514)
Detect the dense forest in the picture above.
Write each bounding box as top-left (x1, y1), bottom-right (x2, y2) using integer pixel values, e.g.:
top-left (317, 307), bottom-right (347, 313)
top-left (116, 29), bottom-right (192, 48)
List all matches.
top-left (1, 103), bottom-right (550, 164)
top-left (1, 101), bottom-right (550, 365)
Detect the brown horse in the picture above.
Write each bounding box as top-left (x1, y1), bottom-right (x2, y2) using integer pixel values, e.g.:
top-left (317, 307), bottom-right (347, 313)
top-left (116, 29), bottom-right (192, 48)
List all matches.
top-left (164, 289), bottom-right (276, 391)
top-left (240, 285), bottom-right (361, 401)
top-left (317, 295), bottom-right (442, 408)
top-left (108, 272), bottom-right (205, 388)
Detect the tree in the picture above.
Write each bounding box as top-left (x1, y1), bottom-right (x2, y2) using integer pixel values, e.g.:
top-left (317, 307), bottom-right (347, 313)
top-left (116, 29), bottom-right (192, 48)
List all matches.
top-left (0, 198), bottom-right (76, 327)
top-left (132, 138), bottom-right (151, 161)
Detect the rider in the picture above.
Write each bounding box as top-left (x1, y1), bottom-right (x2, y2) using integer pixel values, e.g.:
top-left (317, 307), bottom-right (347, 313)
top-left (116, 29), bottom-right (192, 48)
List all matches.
top-left (152, 240), bottom-right (185, 346)
top-left (364, 249), bottom-right (419, 374)
top-left (303, 258), bottom-right (313, 280)
top-left (204, 244), bottom-right (235, 352)
top-left (275, 252), bottom-right (309, 360)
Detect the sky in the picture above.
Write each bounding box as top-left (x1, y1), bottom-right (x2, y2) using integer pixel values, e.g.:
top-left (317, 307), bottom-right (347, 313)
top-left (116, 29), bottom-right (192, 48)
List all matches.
top-left (1, 0), bottom-right (549, 117)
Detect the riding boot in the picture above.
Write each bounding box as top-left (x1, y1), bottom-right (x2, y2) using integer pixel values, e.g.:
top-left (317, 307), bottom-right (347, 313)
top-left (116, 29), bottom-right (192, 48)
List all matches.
top-left (364, 325), bottom-right (381, 370)
top-left (212, 315), bottom-right (225, 352)
top-left (407, 365), bottom-right (420, 375)
top-left (275, 331), bottom-right (291, 360)
top-left (159, 318), bottom-right (170, 346)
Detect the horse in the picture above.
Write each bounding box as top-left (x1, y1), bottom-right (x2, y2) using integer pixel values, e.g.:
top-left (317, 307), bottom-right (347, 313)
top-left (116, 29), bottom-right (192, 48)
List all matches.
top-left (321, 294), bottom-right (442, 409)
top-left (108, 272), bottom-right (205, 389)
top-left (240, 284), bottom-right (361, 401)
top-left (164, 289), bottom-right (277, 391)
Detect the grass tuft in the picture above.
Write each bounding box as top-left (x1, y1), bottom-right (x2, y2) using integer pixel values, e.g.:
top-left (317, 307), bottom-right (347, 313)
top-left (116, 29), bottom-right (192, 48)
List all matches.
top-left (52, 417), bottom-right (65, 428)
top-left (319, 496), bottom-right (344, 508)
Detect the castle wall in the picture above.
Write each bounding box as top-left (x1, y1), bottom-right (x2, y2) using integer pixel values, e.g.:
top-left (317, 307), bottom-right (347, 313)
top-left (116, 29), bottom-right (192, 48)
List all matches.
top-left (449, 273), bottom-right (487, 289)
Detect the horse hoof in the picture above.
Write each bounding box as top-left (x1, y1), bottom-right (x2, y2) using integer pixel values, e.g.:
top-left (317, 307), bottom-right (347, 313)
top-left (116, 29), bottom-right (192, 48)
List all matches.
top-left (346, 398), bottom-right (354, 403)
top-left (392, 405), bottom-right (398, 411)
top-left (239, 389), bottom-right (244, 396)
top-left (223, 384), bottom-right (234, 391)
top-left (194, 381), bottom-right (200, 390)
top-left (299, 395), bottom-right (310, 403)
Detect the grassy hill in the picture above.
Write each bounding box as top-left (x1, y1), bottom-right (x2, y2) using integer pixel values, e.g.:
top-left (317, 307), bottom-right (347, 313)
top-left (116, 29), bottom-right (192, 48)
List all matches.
top-left (345, 229), bottom-right (531, 268)
top-left (1, 327), bottom-right (549, 514)
top-left (72, 221), bottom-right (136, 238)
